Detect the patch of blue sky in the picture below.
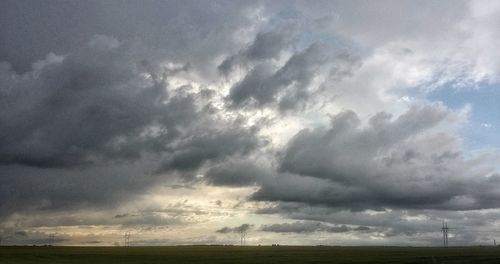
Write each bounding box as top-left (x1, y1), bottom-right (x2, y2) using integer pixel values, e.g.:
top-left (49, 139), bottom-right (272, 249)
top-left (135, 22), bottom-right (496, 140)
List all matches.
top-left (427, 82), bottom-right (500, 152)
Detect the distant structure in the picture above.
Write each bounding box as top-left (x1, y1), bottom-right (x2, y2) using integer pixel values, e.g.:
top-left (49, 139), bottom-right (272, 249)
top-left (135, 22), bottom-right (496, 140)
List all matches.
top-left (124, 231), bottom-right (131, 247)
top-left (0, 235), bottom-right (2, 246)
top-left (442, 222), bottom-right (449, 247)
top-left (240, 228), bottom-right (246, 247)
top-left (49, 234), bottom-right (56, 245)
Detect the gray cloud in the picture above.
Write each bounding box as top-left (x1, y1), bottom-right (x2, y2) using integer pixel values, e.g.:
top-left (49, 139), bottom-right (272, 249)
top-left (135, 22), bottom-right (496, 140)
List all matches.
top-left (0, 0), bottom-right (259, 75)
top-left (0, 229), bottom-right (70, 245)
top-left (215, 227), bottom-right (233, 234)
top-left (251, 104), bottom-right (500, 210)
top-left (205, 159), bottom-right (272, 187)
top-left (227, 43), bottom-right (359, 110)
top-left (256, 202), bottom-right (500, 246)
top-left (157, 126), bottom-right (261, 173)
top-left (0, 207), bottom-right (187, 233)
top-left (261, 221), bottom-right (370, 234)
top-left (0, 35), bottom-right (214, 167)
top-left (0, 35), bottom-right (261, 218)
top-left (0, 1), bottom-right (239, 221)
top-left (216, 224), bottom-right (253, 234)
top-left (218, 30), bottom-right (296, 76)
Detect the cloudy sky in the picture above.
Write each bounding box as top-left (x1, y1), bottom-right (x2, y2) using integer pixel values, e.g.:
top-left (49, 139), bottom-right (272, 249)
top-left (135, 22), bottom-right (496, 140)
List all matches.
top-left (2, 0), bottom-right (500, 246)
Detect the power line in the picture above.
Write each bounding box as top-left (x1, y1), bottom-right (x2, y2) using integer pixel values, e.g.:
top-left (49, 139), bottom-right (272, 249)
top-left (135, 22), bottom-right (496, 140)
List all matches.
top-left (452, 229), bottom-right (500, 233)
top-left (442, 222), bottom-right (449, 248)
top-left (444, 226), bottom-right (500, 233)
top-left (124, 231), bottom-right (131, 247)
top-left (440, 222), bottom-right (500, 247)
top-left (49, 234), bottom-right (55, 246)
top-left (240, 229), bottom-right (246, 247)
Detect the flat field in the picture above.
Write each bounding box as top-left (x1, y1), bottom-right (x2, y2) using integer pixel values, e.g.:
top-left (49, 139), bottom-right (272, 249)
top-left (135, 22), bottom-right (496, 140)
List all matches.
top-left (1, 245), bottom-right (500, 264)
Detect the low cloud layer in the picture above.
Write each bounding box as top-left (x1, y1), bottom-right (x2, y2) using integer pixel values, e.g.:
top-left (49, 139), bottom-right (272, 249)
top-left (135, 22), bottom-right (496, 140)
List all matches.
top-left (261, 221), bottom-right (370, 234)
top-left (216, 224), bottom-right (253, 234)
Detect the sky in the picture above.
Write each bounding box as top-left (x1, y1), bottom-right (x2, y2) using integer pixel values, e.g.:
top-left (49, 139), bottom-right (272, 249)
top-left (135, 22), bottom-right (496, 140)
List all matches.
top-left (1, 0), bottom-right (500, 247)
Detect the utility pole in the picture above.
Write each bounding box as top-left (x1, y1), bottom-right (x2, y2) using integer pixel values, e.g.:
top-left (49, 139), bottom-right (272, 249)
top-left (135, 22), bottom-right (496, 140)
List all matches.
top-left (49, 234), bottom-right (55, 245)
top-left (124, 231), bottom-right (131, 247)
top-left (240, 229), bottom-right (246, 247)
top-left (446, 223), bottom-right (449, 247)
top-left (442, 222), bottom-right (449, 248)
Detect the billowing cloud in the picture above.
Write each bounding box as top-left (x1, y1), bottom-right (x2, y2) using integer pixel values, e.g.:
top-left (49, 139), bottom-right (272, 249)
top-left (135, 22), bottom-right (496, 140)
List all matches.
top-left (156, 126), bottom-right (260, 173)
top-left (218, 30), bottom-right (297, 76)
top-left (2, 37), bottom-right (171, 168)
top-left (0, 36), bottom-right (262, 217)
top-left (227, 43), bottom-right (359, 110)
top-left (252, 104), bottom-right (500, 210)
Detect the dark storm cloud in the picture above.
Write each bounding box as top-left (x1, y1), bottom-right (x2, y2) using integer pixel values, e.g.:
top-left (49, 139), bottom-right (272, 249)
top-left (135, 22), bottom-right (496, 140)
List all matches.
top-left (260, 221), bottom-right (370, 234)
top-left (0, 160), bottom-right (156, 218)
top-left (246, 31), bottom-right (293, 60)
top-left (112, 213), bottom-right (179, 228)
top-left (1, 37), bottom-right (171, 168)
top-left (218, 30), bottom-right (296, 75)
top-left (250, 104), bottom-right (500, 211)
top-left (256, 203), bottom-right (419, 232)
top-left (0, 230), bottom-right (70, 245)
top-left (2, 0), bottom-right (247, 220)
top-left (279, 105), bottom-right (450, 181)
top-left (157, 125), bottom-right (261, 172)
top-left (0, 35), bottom-right (255, 170)
top-left (0, 0), bottom-right (258, 74)
top-left (200, 105), bottom-right (500, 211)
top-left (215, 227), bottom-right (233, 234)
top-left (216, 224), bottom-right (253, 234)
top-left (2, 209), bottom-right (181, 229)
top-left (0, 36), bottom-right (261, 218)
top-left (0, 0), bottom-right (364, 224)
top-left (14, 230), bottom-right (27, 237)
top-left (204, 159), bottom-right (272, 186)
top-left (227, 43), bottom-right (359, 110)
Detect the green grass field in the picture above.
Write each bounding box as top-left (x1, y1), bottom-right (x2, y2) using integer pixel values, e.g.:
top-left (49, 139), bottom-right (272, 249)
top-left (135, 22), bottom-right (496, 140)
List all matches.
top-left (1, 246), bottom-right (500, 264)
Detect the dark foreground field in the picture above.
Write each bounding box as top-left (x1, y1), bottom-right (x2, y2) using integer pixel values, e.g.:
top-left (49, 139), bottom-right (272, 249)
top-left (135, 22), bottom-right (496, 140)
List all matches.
top-left (1, 246), bottom-right (500, 264)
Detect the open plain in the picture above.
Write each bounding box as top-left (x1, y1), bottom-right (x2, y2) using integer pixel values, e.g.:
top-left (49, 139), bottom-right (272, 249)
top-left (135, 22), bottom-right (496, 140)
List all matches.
top-left (1, 246), bottom-right (500, 264)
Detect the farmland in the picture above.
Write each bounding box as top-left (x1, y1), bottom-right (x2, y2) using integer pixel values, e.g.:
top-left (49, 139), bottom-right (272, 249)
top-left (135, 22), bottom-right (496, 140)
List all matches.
top-left (1, 246), bottom-right (500, 264)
